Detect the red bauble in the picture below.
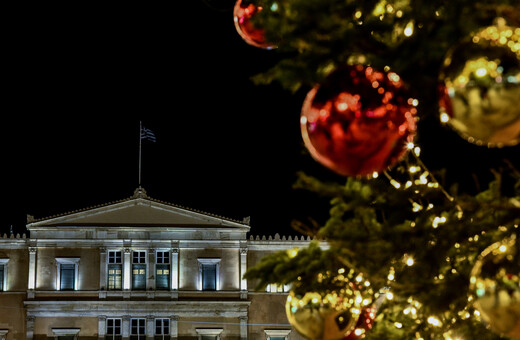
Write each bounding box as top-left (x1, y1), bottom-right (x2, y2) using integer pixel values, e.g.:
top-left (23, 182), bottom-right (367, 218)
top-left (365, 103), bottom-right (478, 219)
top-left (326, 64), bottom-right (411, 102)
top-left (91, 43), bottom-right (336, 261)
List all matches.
top-left (233, 0), bottom-right (276, 49)
top-left (343, 306), bottom-right (376, 339)
top-left (301, 65), bottom-right (417, 177)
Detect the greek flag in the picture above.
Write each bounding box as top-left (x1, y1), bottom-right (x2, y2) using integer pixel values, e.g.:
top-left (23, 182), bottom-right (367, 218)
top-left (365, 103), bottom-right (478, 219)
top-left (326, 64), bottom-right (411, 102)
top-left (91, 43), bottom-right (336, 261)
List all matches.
top-left (141, 126), bottom-right (156, 142)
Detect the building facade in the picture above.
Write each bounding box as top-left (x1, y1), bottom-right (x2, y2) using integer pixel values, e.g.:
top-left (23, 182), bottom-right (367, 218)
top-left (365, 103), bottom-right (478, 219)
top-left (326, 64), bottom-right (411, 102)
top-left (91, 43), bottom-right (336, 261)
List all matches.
top-left (0, 188), bottom-right (311, 340)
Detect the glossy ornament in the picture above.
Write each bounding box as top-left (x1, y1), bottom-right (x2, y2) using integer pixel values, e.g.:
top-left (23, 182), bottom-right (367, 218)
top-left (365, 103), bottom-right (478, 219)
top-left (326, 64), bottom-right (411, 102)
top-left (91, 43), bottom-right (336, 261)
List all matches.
top-left (301, 65), bottom-right (417, 177)
top-left (438, 21), bottom-right (520, 147)
top-left (469, 235), bottom-right (520, 339)
top-left (233, 0), bottom-right (276, 49)
top-left (286, 282), bottom-right (362, 340)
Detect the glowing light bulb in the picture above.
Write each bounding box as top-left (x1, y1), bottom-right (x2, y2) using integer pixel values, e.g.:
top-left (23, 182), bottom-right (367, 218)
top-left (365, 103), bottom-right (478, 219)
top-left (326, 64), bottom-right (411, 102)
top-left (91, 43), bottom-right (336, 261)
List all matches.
top-left (404, 21), bottom-right (414, 37)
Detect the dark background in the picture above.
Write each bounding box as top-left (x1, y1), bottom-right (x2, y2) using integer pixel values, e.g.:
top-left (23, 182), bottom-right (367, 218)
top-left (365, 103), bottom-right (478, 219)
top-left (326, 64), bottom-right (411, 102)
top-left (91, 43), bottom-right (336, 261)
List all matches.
top-left (3, 1), bottom-right (519, 237)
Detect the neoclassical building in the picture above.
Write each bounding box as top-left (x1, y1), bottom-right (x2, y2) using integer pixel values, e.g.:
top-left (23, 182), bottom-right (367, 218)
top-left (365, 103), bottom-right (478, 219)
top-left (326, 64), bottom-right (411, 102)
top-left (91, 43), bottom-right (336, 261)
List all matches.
top-left (0, 188), bottom-right (311, 340)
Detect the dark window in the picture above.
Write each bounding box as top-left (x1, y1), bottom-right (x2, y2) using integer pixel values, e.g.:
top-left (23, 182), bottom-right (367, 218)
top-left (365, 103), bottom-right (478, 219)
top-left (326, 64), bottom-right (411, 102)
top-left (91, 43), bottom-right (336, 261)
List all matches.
top-left (155, 319), bottom-right (170, 340)
top-left (106, 319), bottom-right (122, 340)
top-left (130, 319), bottom-right (146, 340)
top-left (108, 251), bottom-right (122, 264)
top-left (60, 264), bottom-right (75, 290)
top-left (202, 264), bottom-right (217, 291)
top-left (156, 251), bottom-right (169, 264)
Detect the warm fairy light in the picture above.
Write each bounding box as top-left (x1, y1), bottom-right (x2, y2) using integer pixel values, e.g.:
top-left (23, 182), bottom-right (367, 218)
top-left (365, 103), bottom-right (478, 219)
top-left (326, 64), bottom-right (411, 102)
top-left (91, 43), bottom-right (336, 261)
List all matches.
top-left (288, 248), bottom-right (299, 258)
top-left (404, 21), bottom-right (414, 37)
top-left (354, 328), bottom-right (365, 336)
top-left (338, 268), bottom-right (345, 274)
top-left (391, 180), bottom-right (401, 189)
top-left (413, 146), bottom-right (421, 156)
top-left (412, 202), bottom-right (423, 212)
top-left (354, 10), bottom-right (362, 19)
top-left (407, 142), bottom-right (415, 149)
top-left (440, 112), bottom-right (450, 123)
top-left (394, 322), bottom-right (403, 328)
top-left (432, 216), bottom-right (447, 228)
top-left (388, 272), bottom-right (395, 280)
top-left (406, 257), bottom-right (415, 266)
top-left (386, 291), bottom-right (394, 300)
top-left (372, 171), bottom-right (379, 178)
top-left (499, 244), bottom-right (507, 252)
top-left (427, 316), bottom-right (442, 326)
top-left (409, 166), bottom-right (419, 173)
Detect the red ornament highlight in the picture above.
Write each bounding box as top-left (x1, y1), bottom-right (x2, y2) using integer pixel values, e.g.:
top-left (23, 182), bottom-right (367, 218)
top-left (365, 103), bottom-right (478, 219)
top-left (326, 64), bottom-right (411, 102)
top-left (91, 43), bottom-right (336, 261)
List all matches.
top-left (233, 0), bottom-right (276, 49)
top-left (301, 65), bottom-right (417, 177)
top-left (342, 306), bottom-right (376, 339)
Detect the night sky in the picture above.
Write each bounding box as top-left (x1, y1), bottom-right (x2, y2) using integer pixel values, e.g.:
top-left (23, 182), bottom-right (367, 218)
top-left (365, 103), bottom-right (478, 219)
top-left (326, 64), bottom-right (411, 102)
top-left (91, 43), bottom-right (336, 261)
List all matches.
top-left (3, 1), bottom-right (324, 237)
top-left (4, 2), bottom-right (519, 237)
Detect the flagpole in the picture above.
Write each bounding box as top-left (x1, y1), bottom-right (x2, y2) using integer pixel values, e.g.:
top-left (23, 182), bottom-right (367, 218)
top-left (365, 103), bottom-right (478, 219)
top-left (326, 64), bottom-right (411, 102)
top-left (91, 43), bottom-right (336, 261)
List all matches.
top-left (138, 121), bottom-right (142, 187)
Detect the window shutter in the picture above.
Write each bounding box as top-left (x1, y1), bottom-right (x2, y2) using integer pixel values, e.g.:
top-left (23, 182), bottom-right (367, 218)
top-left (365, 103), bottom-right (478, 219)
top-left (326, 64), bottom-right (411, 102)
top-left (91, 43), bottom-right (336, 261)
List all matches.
top-left (132, 264), bottom-right (146, 290)
top-left (60, 264), bottom-right (75, 290)
top-left (202, 264), bottom-right (216, 290)
top-left (156, 264), bottom-right (170, 290)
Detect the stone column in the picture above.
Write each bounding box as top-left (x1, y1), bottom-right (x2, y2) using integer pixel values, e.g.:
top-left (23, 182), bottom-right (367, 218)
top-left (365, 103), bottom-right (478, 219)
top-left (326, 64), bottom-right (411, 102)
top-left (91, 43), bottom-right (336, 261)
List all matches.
top-left (240, 246), bottom-right (248, 299)
top-left (123, 248), bottom-right (131, 290)
top-left (170, 315), bottom-right (179, 340)
top-left (240, 316), bottom-right (248, 340)
top-left (122, 315), bottom-right (131, 339)
top-left (28, 247), bottom-right (37, 297)
top-left (26, 315), bottom-right (35, 340)
top-left (146, 315), bottom-right (154, 339)
top-left (99, 247), bottom-right (107, 291)
top-left (147, 249), bottom-right (155, 290)
top-left (98, 315), bottom-right (107, 340)
top-left (171, 247), bottom-right (179, 291)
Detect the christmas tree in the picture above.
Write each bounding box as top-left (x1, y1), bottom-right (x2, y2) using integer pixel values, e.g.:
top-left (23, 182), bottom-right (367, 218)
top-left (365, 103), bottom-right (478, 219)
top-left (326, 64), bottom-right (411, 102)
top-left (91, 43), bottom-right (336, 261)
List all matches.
top-left (232, 0), bottom-right (520, 339)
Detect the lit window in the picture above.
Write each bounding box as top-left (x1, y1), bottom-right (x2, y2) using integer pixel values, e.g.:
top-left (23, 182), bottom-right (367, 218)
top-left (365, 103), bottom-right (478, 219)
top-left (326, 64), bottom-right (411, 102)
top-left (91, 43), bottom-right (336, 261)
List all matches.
top-left (264, 329), bottom-right (291, 340)
top-left (196, 328), bottom-right (223, 340)
top-left (0, 259), bottom-right (9, 291)
top-left (56, 258), bottom-right (80, 291)
top-left (266, 283), bottom-right (290, 293)
top-left (106, 319), bottom-right (121, 340)
top-left (132, 251), bottom-right (146, 290)
top-left (108, 251), bottom-right (122, 290)
top-left (156, 251), bottom-right (170, 290)
top-left (198, 259), bottom-right (220, 291)
top-left (130, 319), bottom-right (146, 340)
top-left (155, 319), bottom-right (170, 340)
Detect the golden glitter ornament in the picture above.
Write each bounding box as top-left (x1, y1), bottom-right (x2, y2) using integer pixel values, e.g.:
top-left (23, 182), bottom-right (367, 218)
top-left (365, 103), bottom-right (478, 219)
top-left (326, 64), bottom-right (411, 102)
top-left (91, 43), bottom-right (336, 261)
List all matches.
top-left (469, 235), bottom-right (520, 339)
top-left (438, 19), bottom-right (520, 147)
top-left (286, 278), bottom-right (362, 340)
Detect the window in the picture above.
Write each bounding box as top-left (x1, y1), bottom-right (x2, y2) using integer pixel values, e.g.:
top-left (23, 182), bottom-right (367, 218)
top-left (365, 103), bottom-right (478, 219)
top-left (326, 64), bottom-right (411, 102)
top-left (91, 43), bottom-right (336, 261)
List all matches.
top-left (266, 283), bottom-right (290, 293)
top-left (106, 319), bottom-right (122, 340)
top-left (56, 258), bottom-right (80, 291)
top-left (0, 329), bottom-right (8, 340)
top-left (108, 251), bottom-right (122, 290)
top-left (198, 259), bottom-right (220, 291)
top-left (196, 328), bottom-right (223, 340)
top-left (52, 328), bottom-right (80, 340)
top-left (155, 319), bottom-right (170, 340)
top-left (156, 251), bottom-right (170, 290)
top-left (264, 330), bottom-right (291, 340)
top-left (132, 251), bottom-right (146, 290)
top-left (130, 319), bottom-right (146, 340)
top-left (0, 259), bottom-right (8, 291)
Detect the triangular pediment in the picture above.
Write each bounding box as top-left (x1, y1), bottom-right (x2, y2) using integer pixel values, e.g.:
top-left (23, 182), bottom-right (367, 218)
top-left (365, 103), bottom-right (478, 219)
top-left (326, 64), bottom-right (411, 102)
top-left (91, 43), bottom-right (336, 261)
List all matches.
top-left (27, 188), bottom-right (249, 231)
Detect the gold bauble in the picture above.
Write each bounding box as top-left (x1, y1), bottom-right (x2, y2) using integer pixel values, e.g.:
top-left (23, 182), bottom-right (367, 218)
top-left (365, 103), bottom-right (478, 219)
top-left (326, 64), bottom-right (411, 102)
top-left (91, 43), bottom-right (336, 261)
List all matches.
top-left (469, 235), bottom-right (520, 339)
top-left (285, 284), bottom-right (362, 340)
top-left (438, 20), bottom-right (520, 147)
